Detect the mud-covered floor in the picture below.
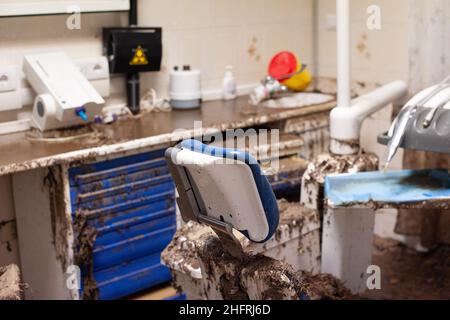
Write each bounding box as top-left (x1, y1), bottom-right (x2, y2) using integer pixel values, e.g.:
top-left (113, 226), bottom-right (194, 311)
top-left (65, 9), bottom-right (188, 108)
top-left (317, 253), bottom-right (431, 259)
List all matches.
top-left (362, 237), bottom-right (450, 300)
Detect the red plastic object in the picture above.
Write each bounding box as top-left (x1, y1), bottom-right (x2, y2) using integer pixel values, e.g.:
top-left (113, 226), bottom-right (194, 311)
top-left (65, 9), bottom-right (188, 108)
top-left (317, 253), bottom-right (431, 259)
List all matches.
top-left (268, 51), bottom-right (298, 81)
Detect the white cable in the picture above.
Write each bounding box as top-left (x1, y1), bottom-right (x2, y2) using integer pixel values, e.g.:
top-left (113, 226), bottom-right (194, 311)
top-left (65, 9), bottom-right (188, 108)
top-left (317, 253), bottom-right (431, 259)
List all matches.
top-left (26, 127), bottom-right (101, 143)
top-left (140, 89), bottom-right (171, 112)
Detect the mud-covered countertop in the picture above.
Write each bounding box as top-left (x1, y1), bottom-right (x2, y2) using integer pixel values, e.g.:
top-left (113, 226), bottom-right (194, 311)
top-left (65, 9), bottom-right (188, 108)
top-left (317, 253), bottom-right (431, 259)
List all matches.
top-left (0, 95), bottom-right (335, 176)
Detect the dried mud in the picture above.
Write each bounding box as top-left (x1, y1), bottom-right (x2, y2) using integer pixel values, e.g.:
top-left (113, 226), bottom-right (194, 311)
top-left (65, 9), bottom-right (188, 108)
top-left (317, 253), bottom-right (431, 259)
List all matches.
top-left (173, 234), bottom-right (351, 300)
top-left (278, 199), bottom-right (318, 226)
top-left (0, 264), bottom-right (23, 300)
top-left (161, 200), bottom-right (346, 300)
top-left (335, 198), bottom-right (450, 211)
top-left (73, 211), bottom-right (99, 300)
top-left (303, 153), bottom-right (379, 185)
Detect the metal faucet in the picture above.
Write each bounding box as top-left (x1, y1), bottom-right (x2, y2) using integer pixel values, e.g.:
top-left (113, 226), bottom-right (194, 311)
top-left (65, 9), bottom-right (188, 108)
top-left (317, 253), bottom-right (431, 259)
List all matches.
top-left (249, 76), bottom-right (289, 105)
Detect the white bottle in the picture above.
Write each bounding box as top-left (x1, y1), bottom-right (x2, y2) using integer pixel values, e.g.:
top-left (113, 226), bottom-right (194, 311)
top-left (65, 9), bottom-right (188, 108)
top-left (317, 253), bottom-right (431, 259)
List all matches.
top-left (222, 65), bottom-right (237, 100)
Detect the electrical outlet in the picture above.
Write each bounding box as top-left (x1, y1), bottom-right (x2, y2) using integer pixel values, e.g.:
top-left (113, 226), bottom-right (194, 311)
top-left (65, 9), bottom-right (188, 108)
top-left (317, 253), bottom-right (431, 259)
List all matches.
top-left (76, 57), bottom-right (109, 81)
top-left (0, 66), bottom-right (22, 111)
top-left (75, 56), bottom-right (110, 98)
top-left (0, 66), bottom-right (18, 93)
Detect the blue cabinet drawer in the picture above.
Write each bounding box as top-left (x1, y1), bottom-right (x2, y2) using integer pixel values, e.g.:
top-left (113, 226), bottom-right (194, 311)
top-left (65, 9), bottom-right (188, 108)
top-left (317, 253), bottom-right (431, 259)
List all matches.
top-left (79, 191), bottom-right (175, 227)
top-left (93, 225), bottom-right (176, 271)
top-left (73, 176), bottom-right (174, 211)
top-left (71, 158), bottom-right (169, 190)
top-left (95, 211), bottom-right (176, 245)
top-left (69, 149), bottom-right (166, 178)
top-left (93, 253), bottom-right (172, 300)
top-left (70, 150), bottom-right (176, 300)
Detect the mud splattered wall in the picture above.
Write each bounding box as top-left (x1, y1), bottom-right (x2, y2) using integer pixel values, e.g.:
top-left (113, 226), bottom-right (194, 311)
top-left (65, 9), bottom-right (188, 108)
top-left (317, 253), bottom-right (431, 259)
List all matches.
top-left (138, 0), bottom-right (314, 95)
top-left (316, 0), bottom-right (409, 84)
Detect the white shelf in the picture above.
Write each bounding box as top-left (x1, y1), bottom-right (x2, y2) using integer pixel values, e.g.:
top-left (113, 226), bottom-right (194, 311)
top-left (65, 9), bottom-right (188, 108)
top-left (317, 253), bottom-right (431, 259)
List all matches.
top-left (0, 0), bottom-right (129, 17)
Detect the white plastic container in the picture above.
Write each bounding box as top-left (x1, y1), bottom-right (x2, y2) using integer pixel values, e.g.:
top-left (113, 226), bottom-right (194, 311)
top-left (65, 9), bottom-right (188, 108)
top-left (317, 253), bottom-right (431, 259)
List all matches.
top-left (169, 67), bottom-right (202, 109)
top-left (222, 65), bottom-right (237, 100)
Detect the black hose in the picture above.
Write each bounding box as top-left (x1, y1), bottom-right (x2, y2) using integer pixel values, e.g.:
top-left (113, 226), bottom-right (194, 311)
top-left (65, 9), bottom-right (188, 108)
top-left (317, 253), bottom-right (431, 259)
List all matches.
top-left (127, 73), bottom-right (140, 115)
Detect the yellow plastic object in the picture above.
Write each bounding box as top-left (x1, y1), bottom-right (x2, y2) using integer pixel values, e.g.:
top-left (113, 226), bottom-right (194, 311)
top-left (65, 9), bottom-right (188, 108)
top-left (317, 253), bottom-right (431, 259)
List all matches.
top-left (282, 61), bottom-right (312, 91)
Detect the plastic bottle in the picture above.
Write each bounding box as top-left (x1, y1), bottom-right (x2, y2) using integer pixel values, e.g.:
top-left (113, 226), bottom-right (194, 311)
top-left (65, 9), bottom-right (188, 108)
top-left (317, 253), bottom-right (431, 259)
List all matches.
top-left (222, 65), bottom-right (237, 100)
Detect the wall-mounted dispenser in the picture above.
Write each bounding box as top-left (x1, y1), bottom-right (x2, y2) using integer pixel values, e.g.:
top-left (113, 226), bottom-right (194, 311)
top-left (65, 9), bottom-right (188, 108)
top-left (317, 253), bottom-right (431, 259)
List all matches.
top-left (103, 0), bottom-right (162, 115)
top-left (23, 52), bottom-right (105, 131)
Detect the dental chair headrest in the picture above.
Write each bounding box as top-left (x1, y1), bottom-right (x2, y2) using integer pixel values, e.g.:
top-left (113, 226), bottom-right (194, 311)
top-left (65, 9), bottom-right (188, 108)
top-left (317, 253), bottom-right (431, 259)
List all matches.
top-left (166, 139), bottom-right (279, 243)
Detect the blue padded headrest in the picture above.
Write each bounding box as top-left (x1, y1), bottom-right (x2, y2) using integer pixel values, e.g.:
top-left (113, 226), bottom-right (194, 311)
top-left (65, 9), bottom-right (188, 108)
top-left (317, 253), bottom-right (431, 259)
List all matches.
top-left (180, 139), bottom-right (279, 243)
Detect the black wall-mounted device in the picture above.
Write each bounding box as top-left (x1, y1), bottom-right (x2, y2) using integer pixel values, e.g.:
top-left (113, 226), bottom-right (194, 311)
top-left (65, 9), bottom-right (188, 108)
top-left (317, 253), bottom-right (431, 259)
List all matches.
top-left (102, 0), bottom-right (162, 115)
top-left (103, 27), bottom-right (162, 74)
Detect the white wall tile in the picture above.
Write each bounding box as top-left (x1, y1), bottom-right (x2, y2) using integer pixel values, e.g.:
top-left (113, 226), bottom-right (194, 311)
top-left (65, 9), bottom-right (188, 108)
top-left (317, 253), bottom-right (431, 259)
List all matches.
top-left (350, 0), bottom-right (410, 24)
top-left (240, 0), bottom-right (269, 25)
top-left (316, 0), bottom-right (410, 84)
top-left (138, 0), bottom-right (176, 30)
top-left (265, 0), bottom-right (313, 25)
top-left (176, 0), bottom-right (213, 29)
top-left (206, 27), bottom-right (240, 79)
top-left (212, 0), bottom-right (244, 27)
top-left (138, 0), bottom-right (313, 96)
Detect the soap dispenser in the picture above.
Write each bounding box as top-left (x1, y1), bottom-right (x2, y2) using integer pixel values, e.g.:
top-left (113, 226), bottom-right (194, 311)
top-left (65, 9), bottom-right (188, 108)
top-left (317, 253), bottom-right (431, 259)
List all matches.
top-left (222, 65), bottom-right (237, 100)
